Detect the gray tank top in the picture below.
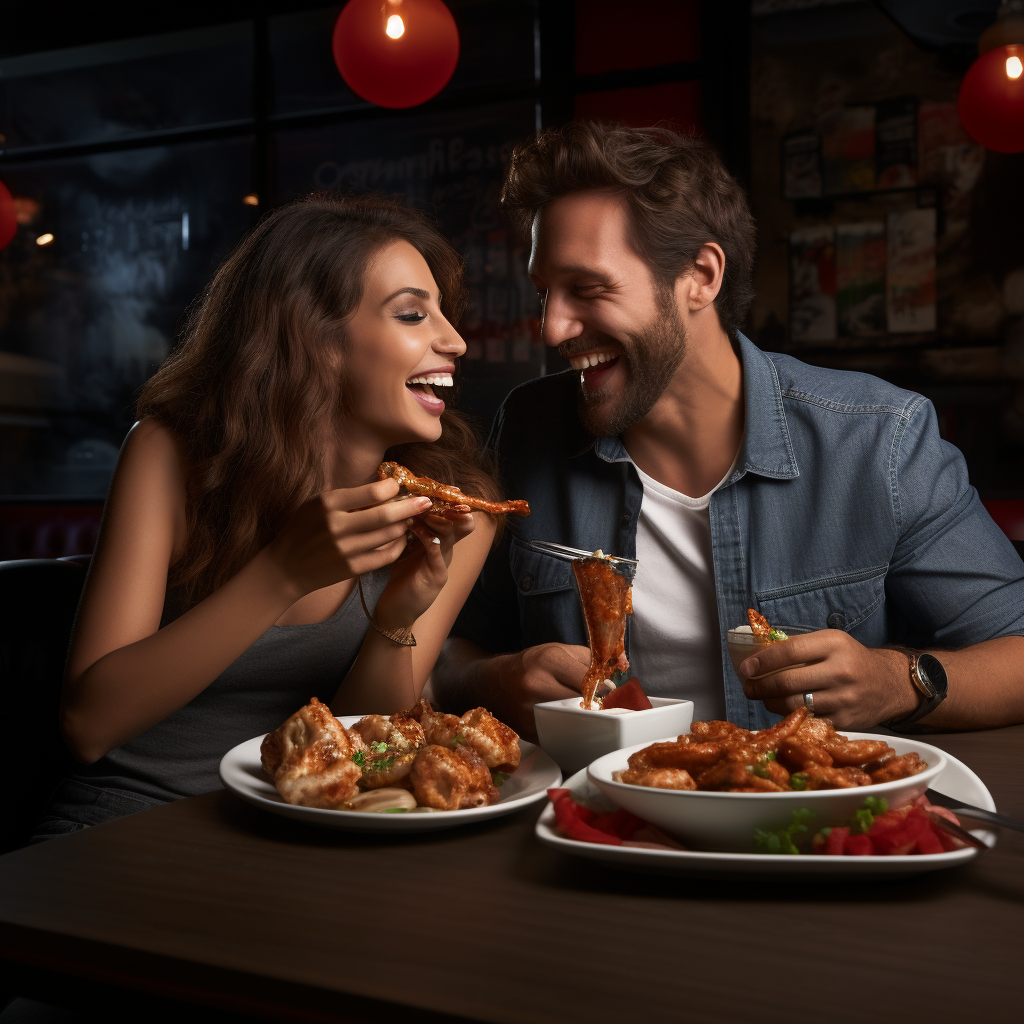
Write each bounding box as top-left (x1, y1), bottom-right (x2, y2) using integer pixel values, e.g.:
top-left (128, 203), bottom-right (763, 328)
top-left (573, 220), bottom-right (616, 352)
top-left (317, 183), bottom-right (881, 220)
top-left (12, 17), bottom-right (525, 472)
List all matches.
top-left (73, 569), bottom-right (390, 804)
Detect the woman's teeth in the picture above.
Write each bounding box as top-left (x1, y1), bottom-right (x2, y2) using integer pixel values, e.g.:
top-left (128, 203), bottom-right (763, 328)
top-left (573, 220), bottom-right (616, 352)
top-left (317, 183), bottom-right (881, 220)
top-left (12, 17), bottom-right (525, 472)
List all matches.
top-left (568, 352), bottom-right (616, 371)
top-left (407, 373), bottom-right (454, 387)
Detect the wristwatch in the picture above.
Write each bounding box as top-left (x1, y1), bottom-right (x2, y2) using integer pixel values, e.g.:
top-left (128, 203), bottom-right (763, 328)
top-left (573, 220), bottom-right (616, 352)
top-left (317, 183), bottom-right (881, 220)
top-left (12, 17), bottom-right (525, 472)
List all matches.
top-left (885, 652), bottom-right (948, 730)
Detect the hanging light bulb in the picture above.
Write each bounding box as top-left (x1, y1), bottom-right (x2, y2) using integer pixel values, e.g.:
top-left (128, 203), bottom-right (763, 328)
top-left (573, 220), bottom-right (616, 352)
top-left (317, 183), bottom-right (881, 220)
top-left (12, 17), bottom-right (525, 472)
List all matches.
top-left (332, 0), bottom-right (459, 109)
top-left (959, 1), bottom-right (1024, 154)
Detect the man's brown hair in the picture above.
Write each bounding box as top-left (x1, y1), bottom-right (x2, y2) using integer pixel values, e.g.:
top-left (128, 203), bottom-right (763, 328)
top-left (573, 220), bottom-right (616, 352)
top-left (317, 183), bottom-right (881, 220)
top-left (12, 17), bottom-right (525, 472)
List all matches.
top-left (501, 121), bottom-right (756, 339)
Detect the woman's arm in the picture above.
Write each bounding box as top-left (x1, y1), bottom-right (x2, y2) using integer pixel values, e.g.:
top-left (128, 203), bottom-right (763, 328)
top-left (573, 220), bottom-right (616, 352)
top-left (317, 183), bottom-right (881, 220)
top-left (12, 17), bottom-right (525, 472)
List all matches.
top-left (330, 512), bottom-right (497, 715)
top-left (62, 419), bottom-right (428, 763)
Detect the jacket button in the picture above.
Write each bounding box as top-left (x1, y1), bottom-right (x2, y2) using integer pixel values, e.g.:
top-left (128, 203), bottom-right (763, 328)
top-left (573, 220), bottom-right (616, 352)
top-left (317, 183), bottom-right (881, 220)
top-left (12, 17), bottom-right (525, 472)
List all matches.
top-left (827, 612), bottom-right (846, 630)
top-left (521, 573), bottom-right (534, 592)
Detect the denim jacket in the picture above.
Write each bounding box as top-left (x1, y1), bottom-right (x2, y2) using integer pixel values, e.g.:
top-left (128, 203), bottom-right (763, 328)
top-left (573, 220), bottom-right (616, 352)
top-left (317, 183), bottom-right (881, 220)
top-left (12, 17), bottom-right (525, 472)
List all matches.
top-left (454, 334), bottom-right (1024, 730)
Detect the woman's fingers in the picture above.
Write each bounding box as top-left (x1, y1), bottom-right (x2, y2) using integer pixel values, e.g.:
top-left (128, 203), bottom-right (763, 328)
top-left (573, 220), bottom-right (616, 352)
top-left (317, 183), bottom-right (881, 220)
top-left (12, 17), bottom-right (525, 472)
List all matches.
top-left (328, 477), bottom-right (400, 510)
top-left (409, 521), bottom-right (448, 576)
top-left (349, 536), bottom-right (410, 576)
top-left (333, 517), bottom-right (414, 558)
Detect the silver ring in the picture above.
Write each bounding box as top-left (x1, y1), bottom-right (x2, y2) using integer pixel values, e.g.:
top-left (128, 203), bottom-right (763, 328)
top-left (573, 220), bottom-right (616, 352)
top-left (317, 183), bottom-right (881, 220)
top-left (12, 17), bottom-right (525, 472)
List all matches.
top-left (803, 692), bottom-right (815, 713)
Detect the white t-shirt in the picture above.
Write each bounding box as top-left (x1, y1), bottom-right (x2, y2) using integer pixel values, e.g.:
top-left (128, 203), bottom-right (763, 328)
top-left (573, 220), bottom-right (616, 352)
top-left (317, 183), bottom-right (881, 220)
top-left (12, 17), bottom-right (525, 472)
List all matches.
top-left (628, 461), bottom-right (732, 721)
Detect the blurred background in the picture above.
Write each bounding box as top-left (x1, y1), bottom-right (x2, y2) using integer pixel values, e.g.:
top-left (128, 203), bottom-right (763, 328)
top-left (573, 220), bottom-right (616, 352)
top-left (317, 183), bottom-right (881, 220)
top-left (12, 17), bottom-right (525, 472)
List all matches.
top-left (1, 0), bottom-right (1022, 558)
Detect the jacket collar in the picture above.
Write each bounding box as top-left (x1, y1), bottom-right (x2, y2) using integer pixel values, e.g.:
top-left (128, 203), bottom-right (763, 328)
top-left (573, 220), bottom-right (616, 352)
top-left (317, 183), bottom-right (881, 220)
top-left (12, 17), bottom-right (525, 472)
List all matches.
top-left (590, 333), bottom-right (799, 481)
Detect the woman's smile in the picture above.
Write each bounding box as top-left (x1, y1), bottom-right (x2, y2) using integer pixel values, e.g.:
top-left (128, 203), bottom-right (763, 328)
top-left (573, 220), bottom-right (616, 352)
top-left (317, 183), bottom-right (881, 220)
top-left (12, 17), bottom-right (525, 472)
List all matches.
top-left (405, 363), bottom-right (456, 414)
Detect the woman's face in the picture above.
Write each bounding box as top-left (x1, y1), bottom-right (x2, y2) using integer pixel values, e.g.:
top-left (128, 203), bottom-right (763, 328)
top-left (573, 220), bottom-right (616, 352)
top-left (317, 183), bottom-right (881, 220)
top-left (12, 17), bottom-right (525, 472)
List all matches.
top-left (342, 239), bottom-right (466, 448)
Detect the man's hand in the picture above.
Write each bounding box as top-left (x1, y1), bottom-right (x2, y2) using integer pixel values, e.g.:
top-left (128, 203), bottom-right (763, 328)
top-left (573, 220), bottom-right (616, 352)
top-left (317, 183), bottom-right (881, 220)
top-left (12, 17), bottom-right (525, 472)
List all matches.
top-left (739, 629), bottom-right (920, 729)
top-left (442, 641), bottom-right (589, 741)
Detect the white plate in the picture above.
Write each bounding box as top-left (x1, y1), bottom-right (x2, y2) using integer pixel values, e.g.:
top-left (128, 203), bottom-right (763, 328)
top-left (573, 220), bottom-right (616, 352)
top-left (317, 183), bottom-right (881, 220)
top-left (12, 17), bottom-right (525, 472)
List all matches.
top-left (535, 749), bottom-right (996, 874)
top-left (219, 716), bottom-right (561, 832)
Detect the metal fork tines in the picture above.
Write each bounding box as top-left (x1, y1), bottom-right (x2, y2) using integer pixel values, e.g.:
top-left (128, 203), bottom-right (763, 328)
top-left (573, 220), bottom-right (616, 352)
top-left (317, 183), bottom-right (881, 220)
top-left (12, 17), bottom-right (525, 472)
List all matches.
top-left (925, 788), bottom-right (1024, 834)
top-left (525, 539), bottom-right (638, 567)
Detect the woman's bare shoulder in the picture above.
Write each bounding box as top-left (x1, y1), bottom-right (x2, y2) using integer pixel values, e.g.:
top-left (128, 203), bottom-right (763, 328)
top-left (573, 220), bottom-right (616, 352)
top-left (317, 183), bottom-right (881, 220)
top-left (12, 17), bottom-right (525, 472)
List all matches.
top-left (104, 417), bottom-right (188, 555)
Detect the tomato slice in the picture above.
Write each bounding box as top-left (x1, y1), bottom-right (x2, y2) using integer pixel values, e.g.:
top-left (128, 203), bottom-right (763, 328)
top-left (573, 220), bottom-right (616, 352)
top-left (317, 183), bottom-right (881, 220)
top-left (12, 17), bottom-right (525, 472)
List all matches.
top-left (602, 678), bottom-right (653, 711)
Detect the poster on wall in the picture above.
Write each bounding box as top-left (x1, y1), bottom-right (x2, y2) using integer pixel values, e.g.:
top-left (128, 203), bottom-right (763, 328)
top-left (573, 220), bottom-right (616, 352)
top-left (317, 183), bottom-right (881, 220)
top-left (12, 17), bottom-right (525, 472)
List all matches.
top-left (782, 131), bottom-right (822, 199)
top-left (886, 208), bottom-right (937, 333)
top-left (836, 222), bottom-right (886, 336)
top-left (822, 105), bottom-right (876, 195)
top-left (876, 97), bottom-right (918, 190)
top-left (789, 225), bottom-right (836, 342)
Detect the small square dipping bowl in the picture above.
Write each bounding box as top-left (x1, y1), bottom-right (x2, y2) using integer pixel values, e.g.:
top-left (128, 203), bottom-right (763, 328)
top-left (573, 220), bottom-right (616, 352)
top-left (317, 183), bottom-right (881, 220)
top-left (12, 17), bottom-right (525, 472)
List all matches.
top-left (534, 697), bottom-right (694, 775)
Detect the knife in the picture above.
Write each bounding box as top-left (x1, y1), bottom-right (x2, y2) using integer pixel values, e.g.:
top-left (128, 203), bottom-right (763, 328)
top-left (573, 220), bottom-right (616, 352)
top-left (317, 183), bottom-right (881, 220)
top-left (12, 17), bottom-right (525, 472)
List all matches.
top-left (925, 788), bottom-right (1024, 834)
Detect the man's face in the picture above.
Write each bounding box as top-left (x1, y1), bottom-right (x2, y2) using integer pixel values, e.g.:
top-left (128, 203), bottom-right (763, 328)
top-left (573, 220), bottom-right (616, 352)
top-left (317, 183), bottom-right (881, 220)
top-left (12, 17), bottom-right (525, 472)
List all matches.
top-left (528, 191), bottom-right (686, 437)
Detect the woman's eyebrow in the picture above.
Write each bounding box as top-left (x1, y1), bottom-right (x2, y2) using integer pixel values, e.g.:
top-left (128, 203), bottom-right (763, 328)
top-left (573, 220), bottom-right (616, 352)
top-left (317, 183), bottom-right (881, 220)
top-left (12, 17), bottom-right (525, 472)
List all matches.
top-left (381, 286), bottom-right (432, 305)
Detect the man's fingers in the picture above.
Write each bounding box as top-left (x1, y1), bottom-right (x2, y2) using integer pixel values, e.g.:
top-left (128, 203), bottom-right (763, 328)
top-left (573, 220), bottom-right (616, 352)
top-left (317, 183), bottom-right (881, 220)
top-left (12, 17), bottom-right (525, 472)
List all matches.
top-left (545, 645), bottom-right (592, 689)
top-left (739, 632), bottom-right (832, 678)
top-left (742, 661), bottom-right (842, 701)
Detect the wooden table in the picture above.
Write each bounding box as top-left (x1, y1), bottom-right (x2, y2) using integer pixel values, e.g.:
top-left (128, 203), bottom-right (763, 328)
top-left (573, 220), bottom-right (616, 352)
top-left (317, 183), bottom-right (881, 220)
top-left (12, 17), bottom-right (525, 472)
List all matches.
top-left (1, 726), bottom-right (1022, 1023)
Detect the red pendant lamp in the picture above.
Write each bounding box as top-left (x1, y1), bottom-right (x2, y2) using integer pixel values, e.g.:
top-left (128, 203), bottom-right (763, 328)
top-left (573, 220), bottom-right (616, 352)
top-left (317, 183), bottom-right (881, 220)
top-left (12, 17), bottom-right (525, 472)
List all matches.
top-left (332, 0), bottom-right (460, 110)
top-left (0, 179), bottom-right (17, 250)
top-left (959, 1), bottom-right (1024, 153)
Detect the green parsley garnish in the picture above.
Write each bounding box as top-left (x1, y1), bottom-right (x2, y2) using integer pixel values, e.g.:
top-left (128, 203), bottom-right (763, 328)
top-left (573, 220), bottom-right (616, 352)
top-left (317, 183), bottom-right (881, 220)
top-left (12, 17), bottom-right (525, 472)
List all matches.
top-left (850, 796), bottom-right (888, 834)
top-left (789, 772), bottom-right (808, 791)
top-left (753, 808), bottom-right (816, 855)
top-left (372, 741), bottom-right (388, 754)
top-left (491, 770), bottom-right (510, 787)
top-left (351, 750), bottom-right (366, 768)
top-left (382, 807), bottom-right (409, 813)
top-left (768, 628), bottom-right (789, 641)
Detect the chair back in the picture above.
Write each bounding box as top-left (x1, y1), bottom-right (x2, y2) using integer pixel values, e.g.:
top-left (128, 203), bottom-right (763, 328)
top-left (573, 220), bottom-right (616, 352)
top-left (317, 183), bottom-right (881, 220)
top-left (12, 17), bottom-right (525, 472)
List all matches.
top-left (0, 558), bottom-right (89, 852)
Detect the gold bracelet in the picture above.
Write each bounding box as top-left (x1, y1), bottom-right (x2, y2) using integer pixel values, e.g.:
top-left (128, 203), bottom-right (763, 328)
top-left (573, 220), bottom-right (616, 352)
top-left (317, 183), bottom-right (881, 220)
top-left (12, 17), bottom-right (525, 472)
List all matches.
top-left (357, 576), bottom-right (416, 647)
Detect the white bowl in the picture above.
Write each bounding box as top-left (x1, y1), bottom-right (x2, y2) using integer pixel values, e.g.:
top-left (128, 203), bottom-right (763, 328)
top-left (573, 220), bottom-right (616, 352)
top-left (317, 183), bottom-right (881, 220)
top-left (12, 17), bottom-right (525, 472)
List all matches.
top-left (587, 731), bottom-right (946, 852)
top-left (534, 697), bottom-right (694, 775)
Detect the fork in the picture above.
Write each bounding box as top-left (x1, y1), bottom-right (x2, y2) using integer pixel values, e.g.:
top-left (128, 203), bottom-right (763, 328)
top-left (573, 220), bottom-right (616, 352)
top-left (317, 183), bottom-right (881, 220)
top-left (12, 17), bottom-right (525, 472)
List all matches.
top-left (525, 539), bottom-right (638, 567)
top-left (925, 788), bottom-right (1024, 834)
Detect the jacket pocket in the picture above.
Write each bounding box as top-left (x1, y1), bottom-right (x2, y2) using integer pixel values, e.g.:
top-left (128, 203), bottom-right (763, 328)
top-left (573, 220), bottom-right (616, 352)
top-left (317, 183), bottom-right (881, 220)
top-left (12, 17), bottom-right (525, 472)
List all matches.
top-left (509, 537), bottom-right (575, 596)
top-left (754, 563), bottom-right (888, 632)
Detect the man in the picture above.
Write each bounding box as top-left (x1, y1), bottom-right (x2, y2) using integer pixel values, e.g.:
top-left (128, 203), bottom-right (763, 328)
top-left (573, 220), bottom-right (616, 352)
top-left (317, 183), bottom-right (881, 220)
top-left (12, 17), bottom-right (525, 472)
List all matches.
top-left (434, 121), bottom-right (1024, 740)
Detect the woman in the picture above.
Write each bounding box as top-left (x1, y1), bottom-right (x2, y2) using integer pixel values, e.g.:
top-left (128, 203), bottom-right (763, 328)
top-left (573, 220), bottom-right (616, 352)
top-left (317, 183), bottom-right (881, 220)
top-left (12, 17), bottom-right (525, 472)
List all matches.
top-left (36, 193), bottom-right (502, 840)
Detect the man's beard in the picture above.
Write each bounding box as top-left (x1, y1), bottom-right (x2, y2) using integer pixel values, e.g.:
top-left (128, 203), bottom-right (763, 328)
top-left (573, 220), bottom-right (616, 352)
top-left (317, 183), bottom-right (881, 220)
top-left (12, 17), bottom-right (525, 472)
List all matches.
top-left (569, 300), bottom-right (687, 438)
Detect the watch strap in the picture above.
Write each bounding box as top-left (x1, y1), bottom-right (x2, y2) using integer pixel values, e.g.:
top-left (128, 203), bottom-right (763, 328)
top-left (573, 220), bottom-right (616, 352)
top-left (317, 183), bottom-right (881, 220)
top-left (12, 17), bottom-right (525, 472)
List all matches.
top-left (883, 652), bottom-right (946, 731)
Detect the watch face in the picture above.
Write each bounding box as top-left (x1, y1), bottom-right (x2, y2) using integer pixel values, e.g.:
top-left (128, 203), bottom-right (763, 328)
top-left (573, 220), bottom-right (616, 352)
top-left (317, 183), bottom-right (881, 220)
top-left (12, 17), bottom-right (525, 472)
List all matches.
top-left (917, 654), bottom-right (947, 697)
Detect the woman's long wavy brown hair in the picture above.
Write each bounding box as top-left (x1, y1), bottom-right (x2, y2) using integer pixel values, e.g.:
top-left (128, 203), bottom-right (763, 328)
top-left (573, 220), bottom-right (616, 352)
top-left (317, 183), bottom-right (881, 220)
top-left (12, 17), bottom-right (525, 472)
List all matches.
top-left (138, 193), bottom-right (500, 613)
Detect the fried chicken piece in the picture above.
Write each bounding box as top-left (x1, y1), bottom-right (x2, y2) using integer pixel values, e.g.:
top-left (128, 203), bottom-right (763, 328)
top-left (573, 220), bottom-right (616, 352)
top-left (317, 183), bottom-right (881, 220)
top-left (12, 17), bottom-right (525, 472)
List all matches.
top-left (746, 707), bottom-right (809, 754)
top-left (260, 698), bottom-right (362, 808)
top-left (617, 768), bottom-right (697, 790)
top-left (409, 700), bottom-right (521, 771)
top-left (869, 752), bottom-right (927, 783)
top-left (378, 462), bottom-right (530, 516)
top-left (689, 720), bottom-right (752, 743)
top-left (410, 744), bottom-right (499, 810)
top-left (802, 764), bottom-right (872, 789)
top-left (416, 704), bottom-right (464, 747)
top-left (626, 738), bottom-right (726, 775)
top-left (457, 707), bottom-right (521, 771)
top-left (358, 750), bottom-right (419, 789)
top-left (351, 714), bottom-right (425, 753)
top-left (779, 736), bottom-right (834, 770)
top-left (792, 716), bottom-right (893, 767)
